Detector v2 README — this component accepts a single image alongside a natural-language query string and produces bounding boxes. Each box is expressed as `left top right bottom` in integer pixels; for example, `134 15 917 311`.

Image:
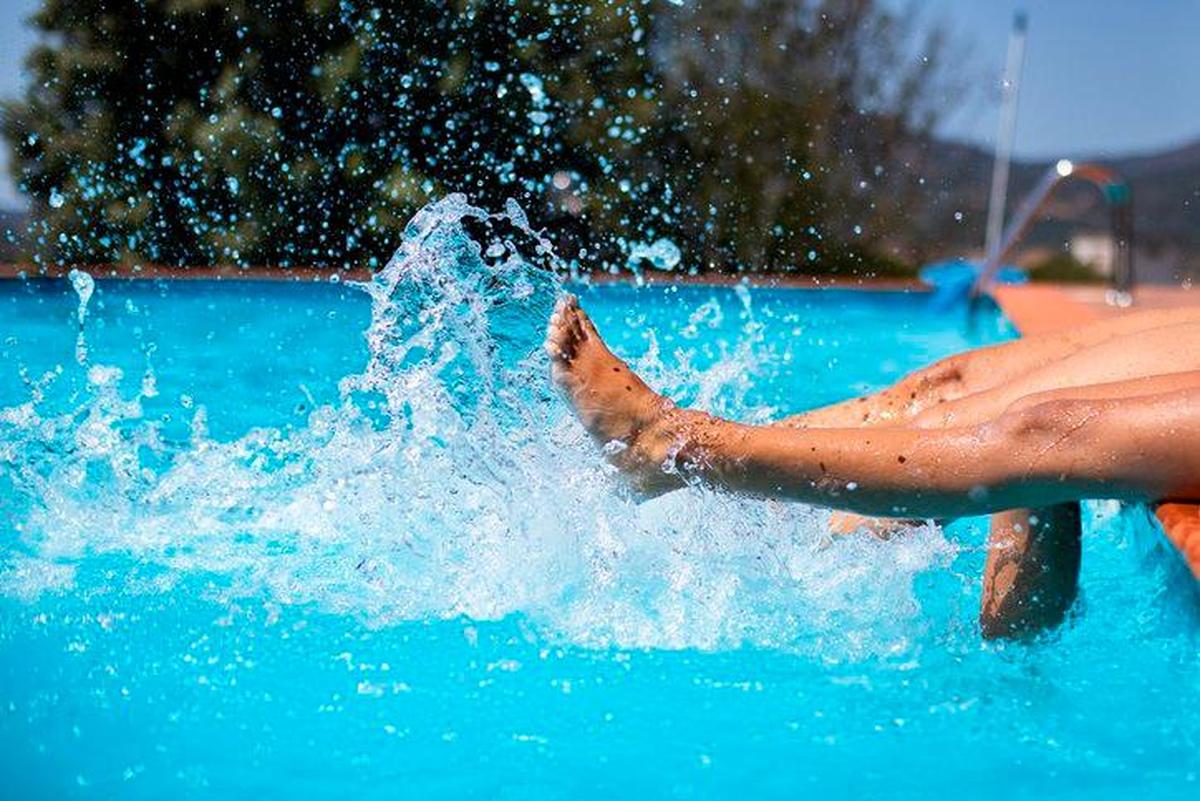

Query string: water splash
627 238 682 271
68 268 95 364
0 196 958 658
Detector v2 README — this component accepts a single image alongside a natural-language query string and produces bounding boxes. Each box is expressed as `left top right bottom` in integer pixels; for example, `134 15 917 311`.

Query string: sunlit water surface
1 198 1197 799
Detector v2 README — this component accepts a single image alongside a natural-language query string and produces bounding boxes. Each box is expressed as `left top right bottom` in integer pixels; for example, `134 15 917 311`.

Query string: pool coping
0 263 375 282
0 262 933 291
991 283 1200 580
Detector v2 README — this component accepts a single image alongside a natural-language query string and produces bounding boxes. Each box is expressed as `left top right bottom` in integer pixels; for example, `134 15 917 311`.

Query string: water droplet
519 73 545 104
627 238 681 271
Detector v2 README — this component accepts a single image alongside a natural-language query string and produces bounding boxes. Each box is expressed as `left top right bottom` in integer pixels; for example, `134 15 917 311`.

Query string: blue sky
1 0 1198 208
1 0 39 208
920 0 1200 158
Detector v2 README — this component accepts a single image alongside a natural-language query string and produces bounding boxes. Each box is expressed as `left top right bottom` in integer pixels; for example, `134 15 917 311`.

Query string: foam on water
0 196 959 657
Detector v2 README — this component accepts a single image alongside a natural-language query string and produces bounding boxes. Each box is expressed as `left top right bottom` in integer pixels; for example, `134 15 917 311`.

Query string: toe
576 306 598 339
545 300 578 362
565 306 585 342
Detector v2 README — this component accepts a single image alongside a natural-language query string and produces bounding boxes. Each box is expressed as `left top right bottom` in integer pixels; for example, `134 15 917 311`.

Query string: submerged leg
980 504 1082 639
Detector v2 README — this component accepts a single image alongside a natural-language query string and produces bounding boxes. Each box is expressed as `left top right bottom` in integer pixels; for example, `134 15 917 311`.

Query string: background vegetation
2 0 961 275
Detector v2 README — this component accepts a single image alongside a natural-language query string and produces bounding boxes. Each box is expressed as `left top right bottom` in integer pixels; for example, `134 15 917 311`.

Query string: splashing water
0 196 961 658
68 268 94 364
627 238 682 271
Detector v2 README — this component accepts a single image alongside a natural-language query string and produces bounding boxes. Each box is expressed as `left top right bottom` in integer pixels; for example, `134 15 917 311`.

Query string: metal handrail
971 160 1134 304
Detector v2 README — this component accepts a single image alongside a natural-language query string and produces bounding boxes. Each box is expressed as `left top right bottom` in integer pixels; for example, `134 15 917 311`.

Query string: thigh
916 324 1200 428
779 308 1200 430
972 385 1200 504
952 307 1200 396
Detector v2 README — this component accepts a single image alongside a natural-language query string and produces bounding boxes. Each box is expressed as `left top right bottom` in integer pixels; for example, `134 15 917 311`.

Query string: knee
903 355 967 400
987 398 1099 448
922 355 967 388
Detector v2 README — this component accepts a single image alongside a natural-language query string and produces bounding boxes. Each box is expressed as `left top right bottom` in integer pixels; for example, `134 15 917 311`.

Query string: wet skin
547 296 1200 637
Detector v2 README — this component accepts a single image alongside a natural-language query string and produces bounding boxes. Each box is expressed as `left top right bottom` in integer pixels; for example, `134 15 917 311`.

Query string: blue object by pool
1 202 1197 799
920 259 1028 311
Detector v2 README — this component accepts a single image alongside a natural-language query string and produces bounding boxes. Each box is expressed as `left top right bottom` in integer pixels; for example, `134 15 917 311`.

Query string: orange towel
1154 504 1200 579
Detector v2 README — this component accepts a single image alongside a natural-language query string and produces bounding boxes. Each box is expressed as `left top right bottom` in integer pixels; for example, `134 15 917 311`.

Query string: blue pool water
1 200 1198 798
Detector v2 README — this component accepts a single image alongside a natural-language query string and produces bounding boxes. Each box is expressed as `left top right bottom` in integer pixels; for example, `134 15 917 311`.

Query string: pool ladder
971 160 1135 306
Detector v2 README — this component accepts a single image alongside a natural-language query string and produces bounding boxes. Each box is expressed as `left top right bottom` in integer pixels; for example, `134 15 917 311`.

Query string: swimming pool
1 201 1198 799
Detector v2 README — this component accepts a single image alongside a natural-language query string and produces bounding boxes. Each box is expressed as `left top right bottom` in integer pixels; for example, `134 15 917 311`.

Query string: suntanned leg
766 311 1200 604
548 297 1200 640
981 505 1081 639
915 370 1200 429
776 310 1200 569
776 306 1200 428
913 325 1200 429
828 366 1200 534
546 297 1200 515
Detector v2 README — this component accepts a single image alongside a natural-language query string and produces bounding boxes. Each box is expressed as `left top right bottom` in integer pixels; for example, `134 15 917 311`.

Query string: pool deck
991 283 1200 579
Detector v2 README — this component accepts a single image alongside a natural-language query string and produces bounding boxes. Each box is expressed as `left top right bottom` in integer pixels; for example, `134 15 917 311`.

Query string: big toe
545 295 581 362
575 304 599 340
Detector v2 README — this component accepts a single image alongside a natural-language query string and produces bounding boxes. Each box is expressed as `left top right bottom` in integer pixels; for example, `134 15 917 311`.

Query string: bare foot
545 294 688 495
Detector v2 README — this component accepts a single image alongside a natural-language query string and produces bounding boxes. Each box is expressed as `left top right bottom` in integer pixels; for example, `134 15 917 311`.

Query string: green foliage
3 0 958 273
648 0 956 271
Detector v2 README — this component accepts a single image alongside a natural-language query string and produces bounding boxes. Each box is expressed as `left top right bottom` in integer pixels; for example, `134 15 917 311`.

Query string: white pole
984 12 1028 260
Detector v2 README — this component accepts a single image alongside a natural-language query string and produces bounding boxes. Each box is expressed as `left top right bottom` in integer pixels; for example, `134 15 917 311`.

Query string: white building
1069 232 1115 277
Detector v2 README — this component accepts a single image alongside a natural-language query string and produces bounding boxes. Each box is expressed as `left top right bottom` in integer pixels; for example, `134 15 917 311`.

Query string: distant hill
902 137 1200 282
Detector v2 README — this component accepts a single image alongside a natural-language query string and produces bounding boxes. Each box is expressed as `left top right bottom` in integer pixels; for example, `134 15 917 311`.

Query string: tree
645 0 962 272
3 0 960 274
2 0 658 270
